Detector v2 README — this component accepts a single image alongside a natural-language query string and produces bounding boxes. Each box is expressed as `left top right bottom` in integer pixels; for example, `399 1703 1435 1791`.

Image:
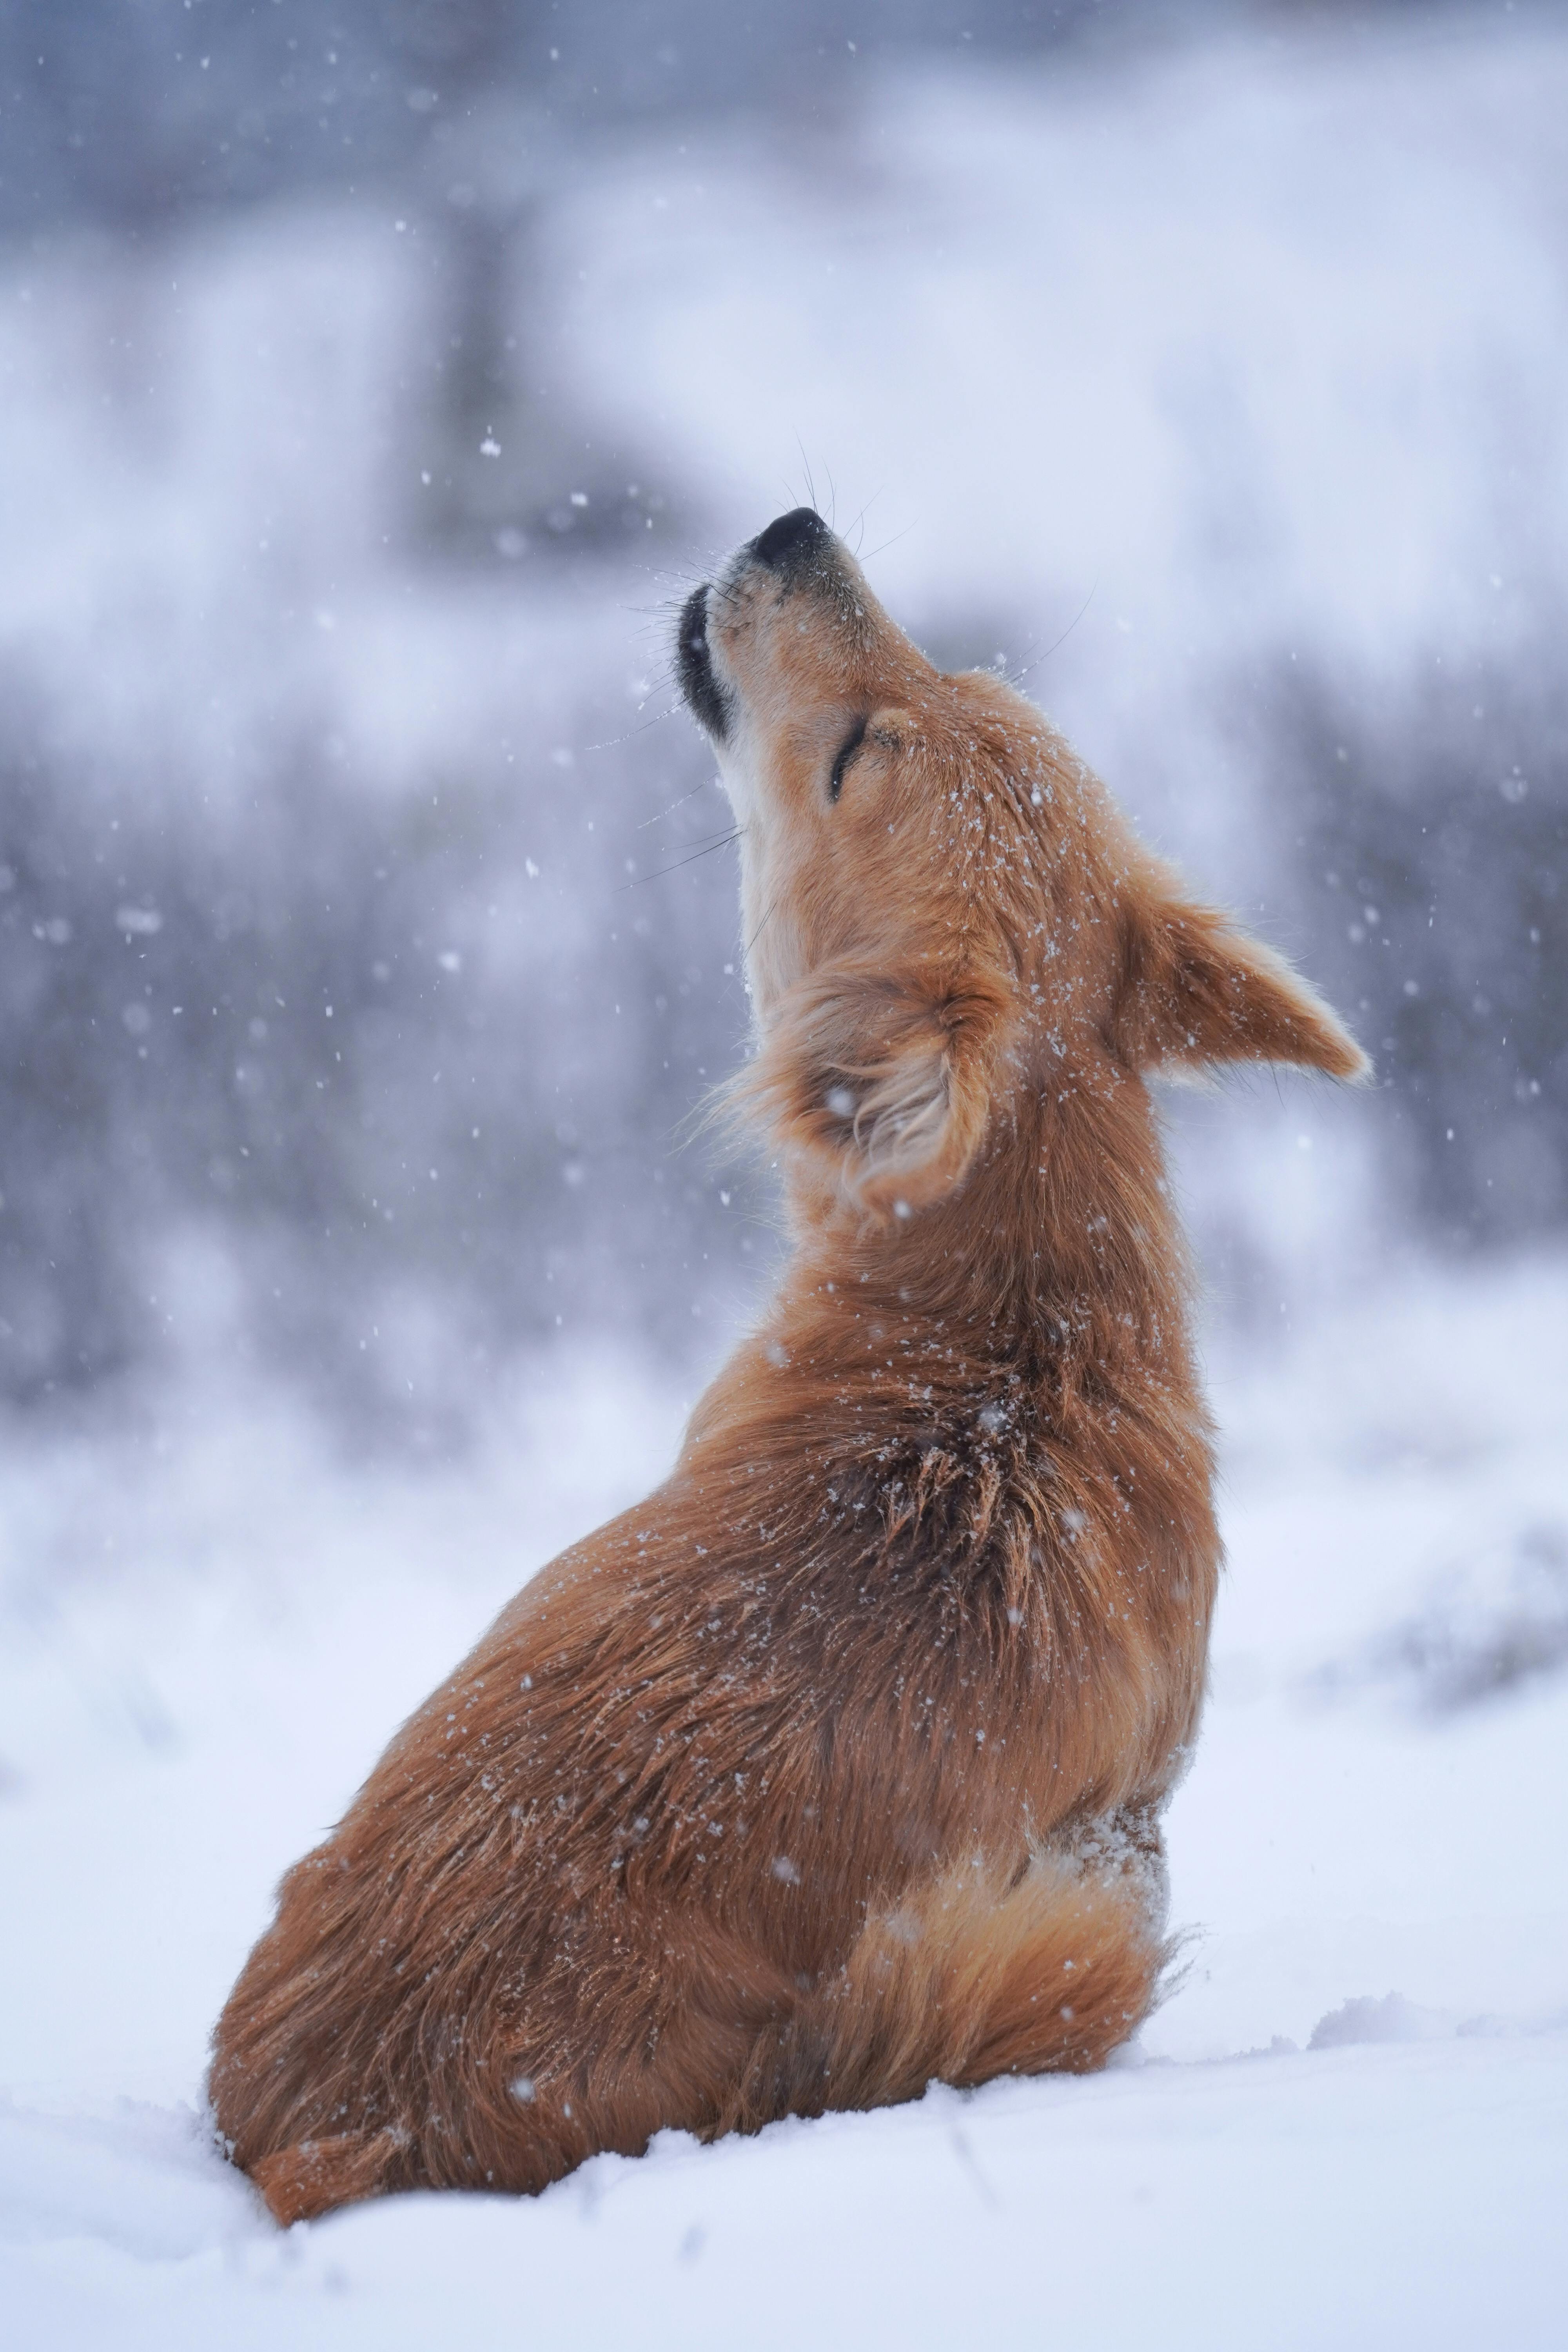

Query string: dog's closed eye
828 717 868 804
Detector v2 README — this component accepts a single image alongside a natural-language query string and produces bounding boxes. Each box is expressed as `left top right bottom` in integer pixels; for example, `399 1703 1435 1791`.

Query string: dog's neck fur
688 1056 1201 1491
804 1089 1182 1360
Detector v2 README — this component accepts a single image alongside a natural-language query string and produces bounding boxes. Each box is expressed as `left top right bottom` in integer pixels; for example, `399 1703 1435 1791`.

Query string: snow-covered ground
3 1250 1565 2348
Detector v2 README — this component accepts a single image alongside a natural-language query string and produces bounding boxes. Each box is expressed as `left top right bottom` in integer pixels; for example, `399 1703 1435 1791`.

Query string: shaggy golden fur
210 507 1366 2223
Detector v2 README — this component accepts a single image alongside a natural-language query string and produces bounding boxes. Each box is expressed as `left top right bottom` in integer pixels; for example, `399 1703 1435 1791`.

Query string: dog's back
211 508 1365 2221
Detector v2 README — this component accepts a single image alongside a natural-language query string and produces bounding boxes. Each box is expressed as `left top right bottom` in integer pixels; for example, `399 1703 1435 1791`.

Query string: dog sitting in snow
211 506 1365 2222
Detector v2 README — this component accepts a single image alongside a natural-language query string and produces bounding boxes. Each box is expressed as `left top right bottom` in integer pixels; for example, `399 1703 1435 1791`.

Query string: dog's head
678 508 1367 1221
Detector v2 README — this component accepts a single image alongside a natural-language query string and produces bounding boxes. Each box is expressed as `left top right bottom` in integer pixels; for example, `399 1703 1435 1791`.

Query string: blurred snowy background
2 5 1566 2343
2 0 1565 1436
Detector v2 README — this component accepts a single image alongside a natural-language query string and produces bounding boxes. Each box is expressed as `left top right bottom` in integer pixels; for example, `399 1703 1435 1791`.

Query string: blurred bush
1270 642 1566 1248
0 686 766 1432
0 0 1122 241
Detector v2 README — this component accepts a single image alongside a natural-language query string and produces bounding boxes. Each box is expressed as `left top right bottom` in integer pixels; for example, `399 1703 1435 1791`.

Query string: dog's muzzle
677 510 838 742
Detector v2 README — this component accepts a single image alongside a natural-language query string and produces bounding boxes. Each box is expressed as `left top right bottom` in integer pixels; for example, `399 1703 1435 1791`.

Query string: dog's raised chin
675 503 953 1021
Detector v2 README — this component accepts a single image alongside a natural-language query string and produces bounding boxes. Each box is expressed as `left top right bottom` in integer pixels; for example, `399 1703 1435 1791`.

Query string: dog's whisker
847 488 884 558
860 521 915 565
1012 581 1099 682
636 777 724 829
581 705 683 754
745 890 781 957
623 827 745 886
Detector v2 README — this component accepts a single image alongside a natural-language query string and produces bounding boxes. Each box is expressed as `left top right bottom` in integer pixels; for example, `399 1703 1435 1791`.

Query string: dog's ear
736 961 1010 1216
1115 867 1369 1081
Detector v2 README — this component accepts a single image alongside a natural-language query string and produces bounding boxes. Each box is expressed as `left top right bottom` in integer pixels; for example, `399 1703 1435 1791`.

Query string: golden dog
211 507 1365 2222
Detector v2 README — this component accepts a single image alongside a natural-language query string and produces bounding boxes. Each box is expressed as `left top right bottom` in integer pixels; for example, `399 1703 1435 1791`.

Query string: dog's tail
247 2127 414 2225
236 1838 1169 2221
722 1835 1169 2130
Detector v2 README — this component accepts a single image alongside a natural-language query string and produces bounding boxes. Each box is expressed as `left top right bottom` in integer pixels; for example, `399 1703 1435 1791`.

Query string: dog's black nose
750 506 832 574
